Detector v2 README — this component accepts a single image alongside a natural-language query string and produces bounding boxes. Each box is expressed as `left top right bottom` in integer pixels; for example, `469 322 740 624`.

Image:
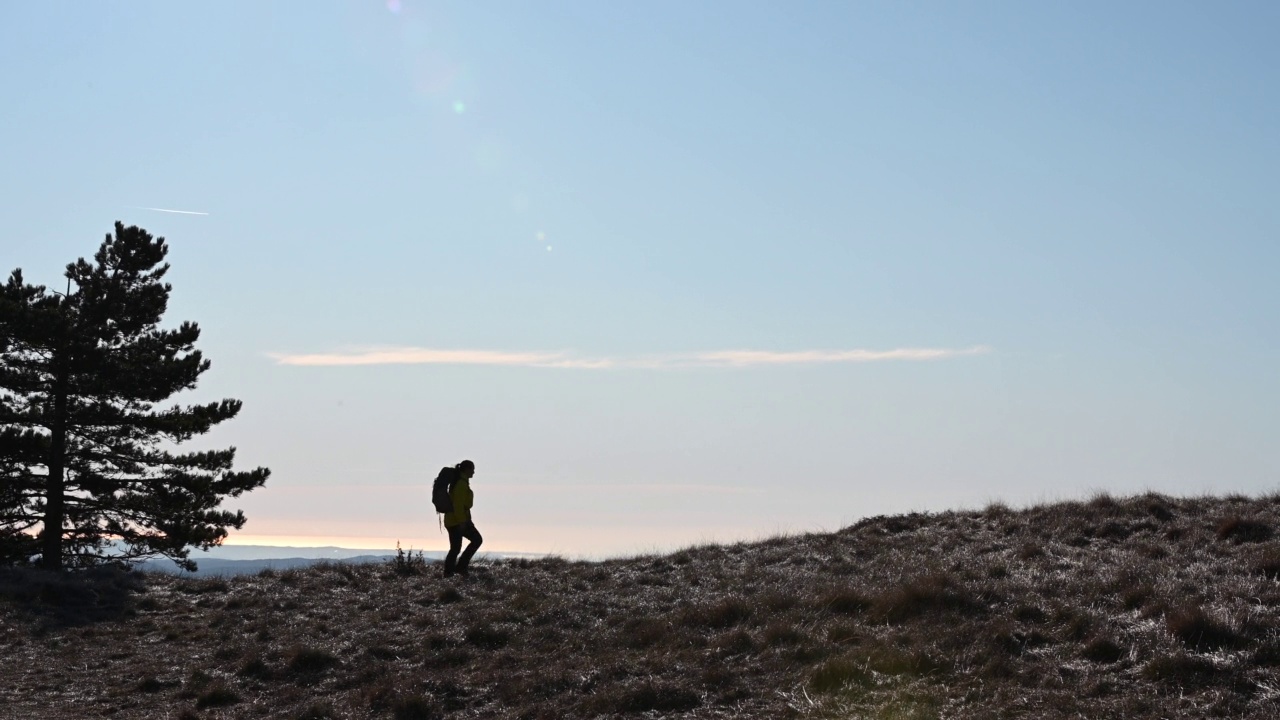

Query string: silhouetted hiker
441 459 482 578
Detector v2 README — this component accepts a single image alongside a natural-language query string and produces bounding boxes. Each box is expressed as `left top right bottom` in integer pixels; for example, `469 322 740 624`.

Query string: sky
2 2 1278 558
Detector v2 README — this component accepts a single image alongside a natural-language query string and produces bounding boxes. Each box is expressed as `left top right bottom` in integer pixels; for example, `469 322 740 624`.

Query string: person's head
456 459 475 480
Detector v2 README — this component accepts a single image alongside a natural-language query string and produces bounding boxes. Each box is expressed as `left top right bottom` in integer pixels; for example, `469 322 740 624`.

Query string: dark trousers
444 521 482 575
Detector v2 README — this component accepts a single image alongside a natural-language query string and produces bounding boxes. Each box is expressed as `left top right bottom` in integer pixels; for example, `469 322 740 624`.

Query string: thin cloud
688 346 992 367
132 206 210 216
269 348 570 367
270 345 991 368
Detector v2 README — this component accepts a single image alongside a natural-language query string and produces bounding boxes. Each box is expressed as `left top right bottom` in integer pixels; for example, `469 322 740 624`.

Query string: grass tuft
869 573 984 623
237 653 271 679
587 680 702 714
809 656 872 693
391 695 442 720
761 621 807 647
868 644 949 676
617 616 669 648
1143 651 1221 688
1252 547 1280 579
821 587 873 615
1165 606 1242 651
136 676 167 693
194 682 240 709
286 645 340 675
177 577 229 595
464 622 512 649
293 701 336 719
1216 516 1273 543
683 596 752 629
1082 637 1125 663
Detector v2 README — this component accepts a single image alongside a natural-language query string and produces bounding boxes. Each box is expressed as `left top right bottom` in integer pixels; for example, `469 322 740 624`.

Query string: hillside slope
3 492 1279 719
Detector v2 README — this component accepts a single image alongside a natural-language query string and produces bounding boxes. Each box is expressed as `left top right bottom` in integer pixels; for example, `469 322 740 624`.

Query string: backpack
432 466 458 514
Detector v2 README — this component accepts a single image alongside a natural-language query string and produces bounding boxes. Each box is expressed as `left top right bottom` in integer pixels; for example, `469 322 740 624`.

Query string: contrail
132 206 210 216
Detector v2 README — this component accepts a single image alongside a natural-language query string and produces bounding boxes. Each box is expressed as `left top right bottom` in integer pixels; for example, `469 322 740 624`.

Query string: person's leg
444 524 464 576
456 523 483 574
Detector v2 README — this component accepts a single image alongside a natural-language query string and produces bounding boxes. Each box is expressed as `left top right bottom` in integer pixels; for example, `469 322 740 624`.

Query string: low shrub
0 565 144 626
389 543 430 576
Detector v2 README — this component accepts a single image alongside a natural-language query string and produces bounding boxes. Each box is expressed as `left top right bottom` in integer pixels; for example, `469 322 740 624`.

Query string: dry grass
3 492 1280 718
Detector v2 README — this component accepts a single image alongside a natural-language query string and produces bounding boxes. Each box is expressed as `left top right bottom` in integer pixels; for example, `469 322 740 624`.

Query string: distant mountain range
138 554 412 577
138 545 538 576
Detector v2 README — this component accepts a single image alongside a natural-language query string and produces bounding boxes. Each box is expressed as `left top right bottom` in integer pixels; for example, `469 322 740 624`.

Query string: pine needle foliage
0 222 268 571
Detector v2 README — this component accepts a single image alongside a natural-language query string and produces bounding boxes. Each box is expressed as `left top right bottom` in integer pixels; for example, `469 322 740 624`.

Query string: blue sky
2 2 1278 556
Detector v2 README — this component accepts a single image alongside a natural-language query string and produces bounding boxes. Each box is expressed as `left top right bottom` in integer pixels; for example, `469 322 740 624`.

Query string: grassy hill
3 492 1279 719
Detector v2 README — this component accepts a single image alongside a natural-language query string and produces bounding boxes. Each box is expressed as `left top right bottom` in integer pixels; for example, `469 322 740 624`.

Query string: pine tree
0 222 269 571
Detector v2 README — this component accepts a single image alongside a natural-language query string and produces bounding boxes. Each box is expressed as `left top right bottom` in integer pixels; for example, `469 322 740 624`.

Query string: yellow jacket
444 478 473 528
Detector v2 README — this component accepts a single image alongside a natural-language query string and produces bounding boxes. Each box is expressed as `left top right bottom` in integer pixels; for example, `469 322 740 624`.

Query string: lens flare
453 100 466 114
386 0 401 14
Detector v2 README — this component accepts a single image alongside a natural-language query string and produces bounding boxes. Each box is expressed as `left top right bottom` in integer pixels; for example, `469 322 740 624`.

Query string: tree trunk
40 363 67 571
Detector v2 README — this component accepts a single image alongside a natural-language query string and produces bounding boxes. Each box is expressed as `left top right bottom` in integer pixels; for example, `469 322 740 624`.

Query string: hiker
440 459 482 578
